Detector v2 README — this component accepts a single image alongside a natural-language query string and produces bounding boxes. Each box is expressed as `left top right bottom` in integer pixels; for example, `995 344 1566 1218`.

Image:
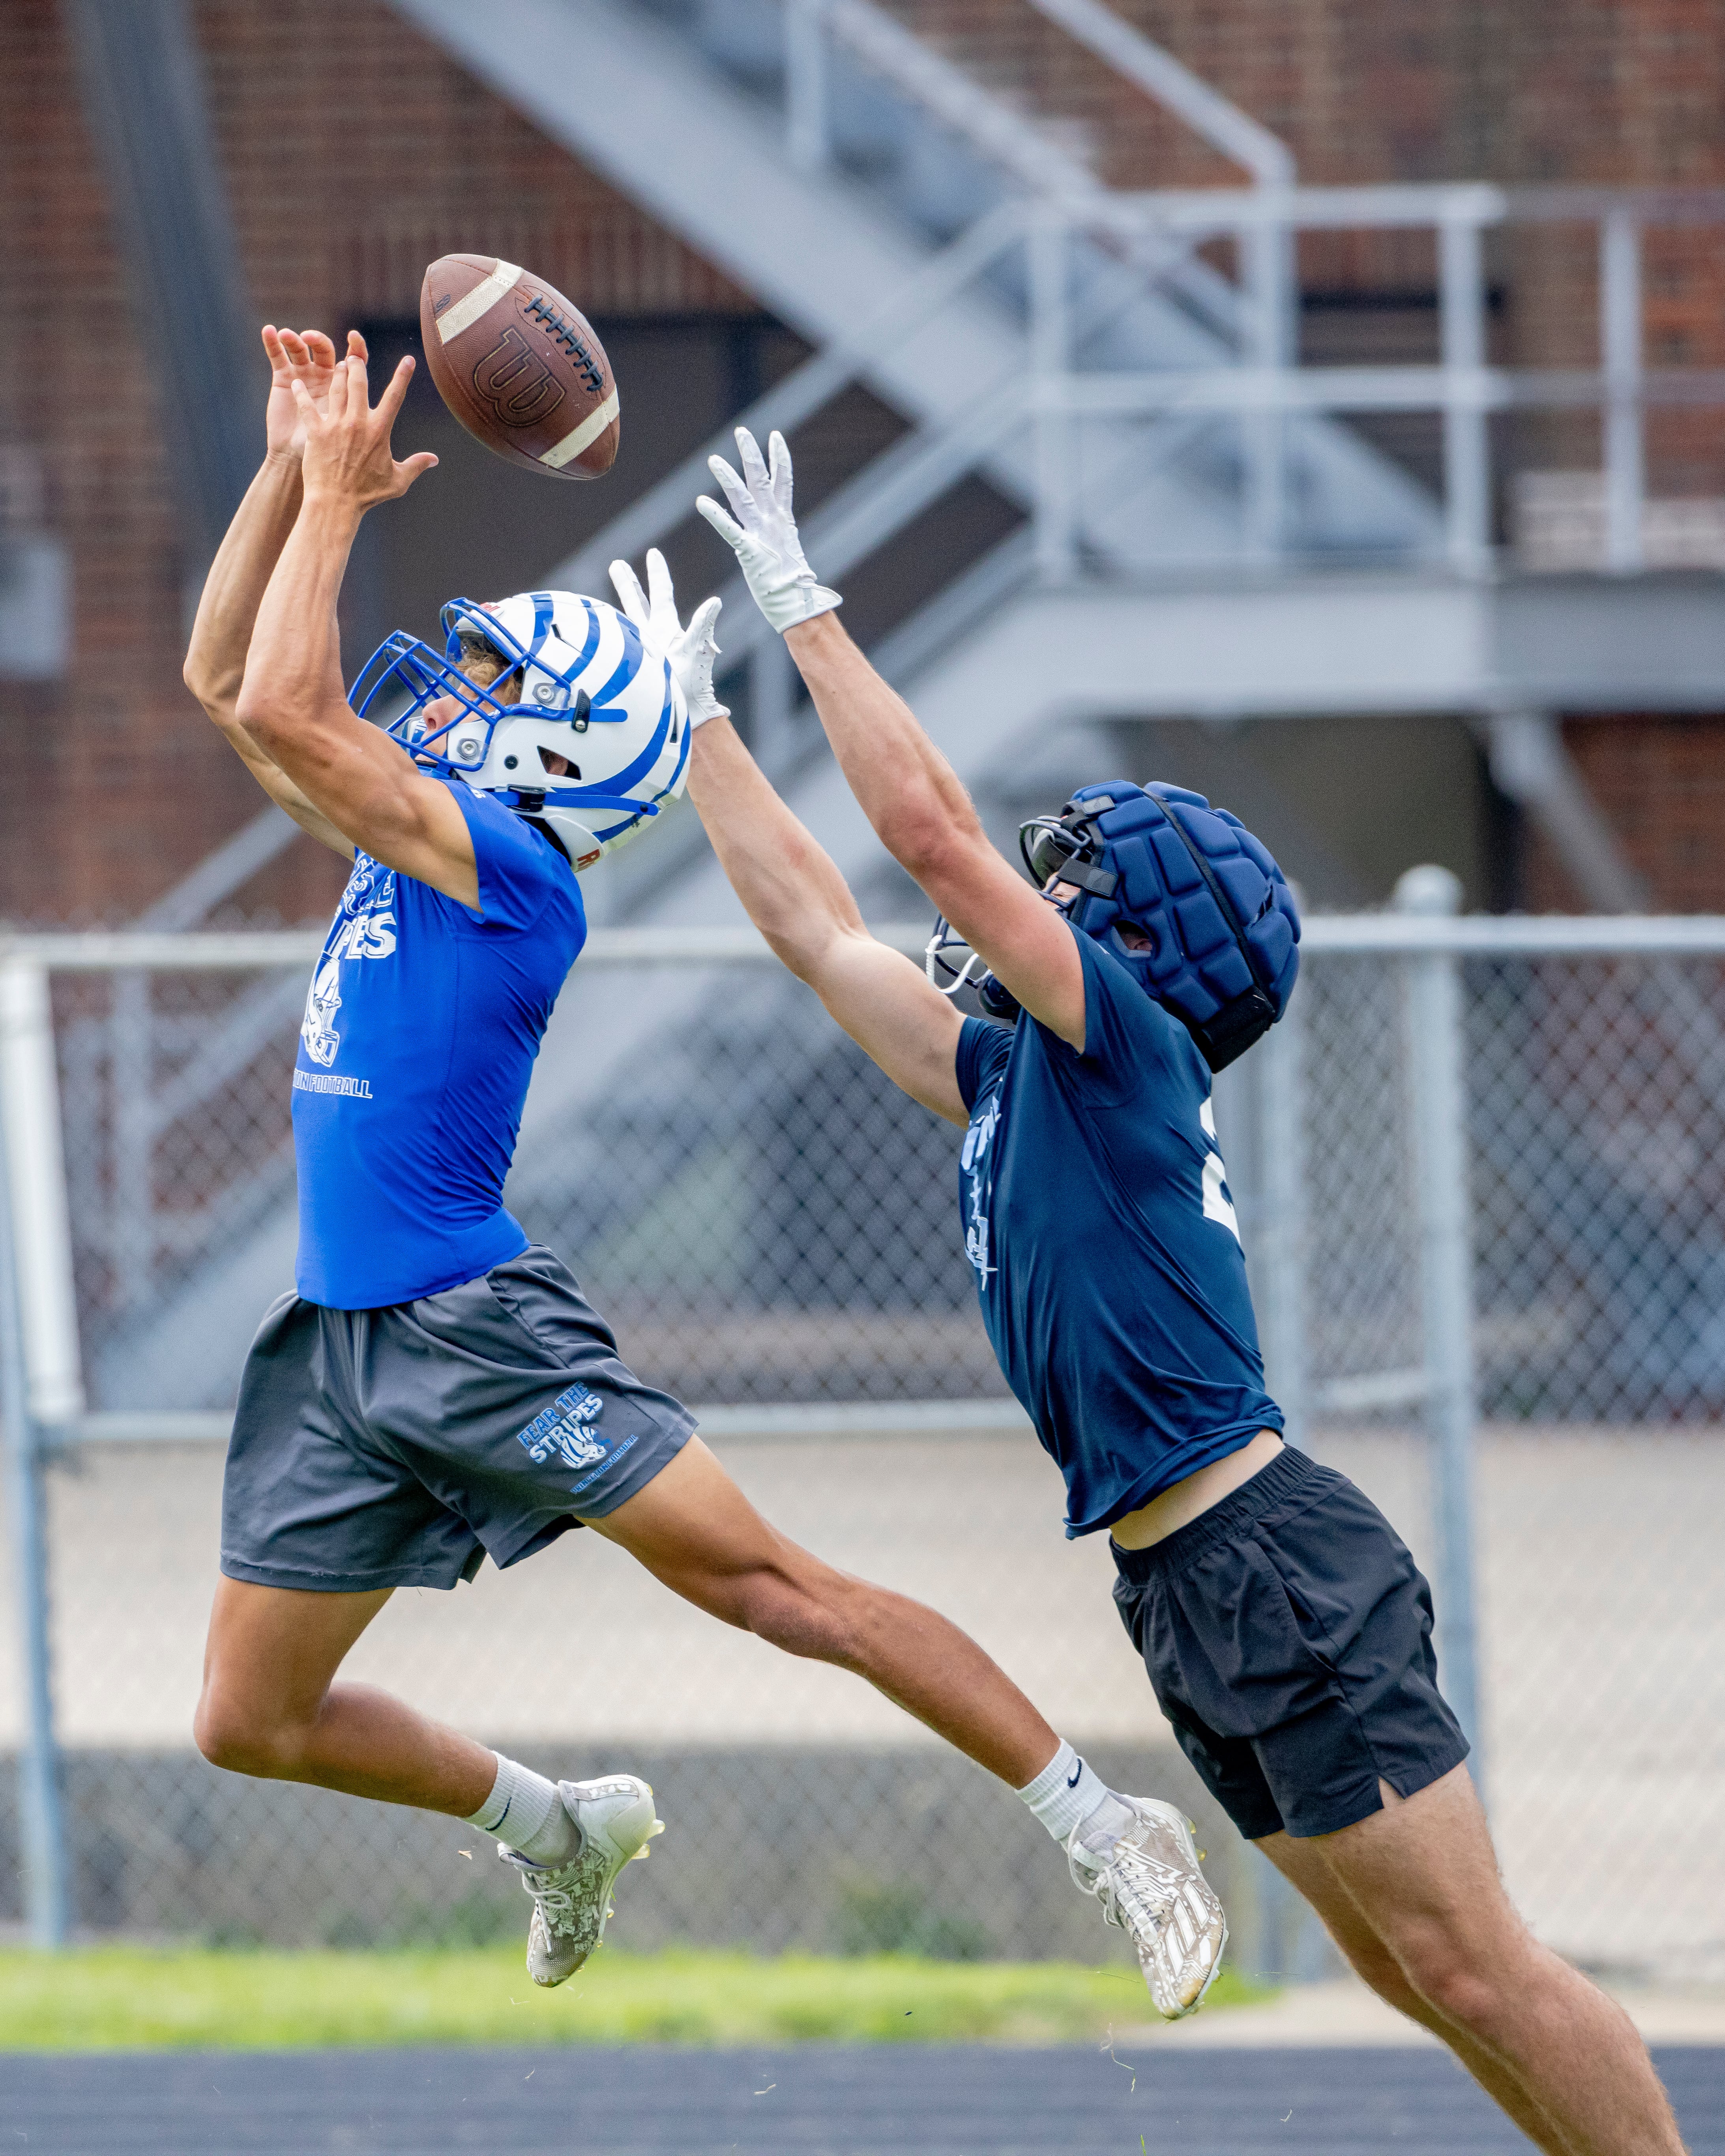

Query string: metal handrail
556 170 1725 629
8 915 1725 974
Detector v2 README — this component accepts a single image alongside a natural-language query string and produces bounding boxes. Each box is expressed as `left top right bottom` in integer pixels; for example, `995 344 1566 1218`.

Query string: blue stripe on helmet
586 613 645 712
556 667 674 810
563 597 602 679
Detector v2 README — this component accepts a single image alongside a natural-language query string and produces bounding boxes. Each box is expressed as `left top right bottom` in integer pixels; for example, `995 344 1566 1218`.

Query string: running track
6 2046 1723 2154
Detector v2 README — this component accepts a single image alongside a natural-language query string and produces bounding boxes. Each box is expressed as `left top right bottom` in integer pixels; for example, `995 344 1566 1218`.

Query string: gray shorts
220 1245 696 1593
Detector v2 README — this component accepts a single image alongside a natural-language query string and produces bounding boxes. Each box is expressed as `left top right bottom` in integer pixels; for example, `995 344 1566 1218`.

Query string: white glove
696 427 841 635
609 547 729 728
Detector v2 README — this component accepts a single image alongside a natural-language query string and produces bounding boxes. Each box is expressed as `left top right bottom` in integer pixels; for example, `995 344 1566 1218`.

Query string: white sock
1017 1740 1130 1851
1075 1790 1137 1859
461 1754 580 1866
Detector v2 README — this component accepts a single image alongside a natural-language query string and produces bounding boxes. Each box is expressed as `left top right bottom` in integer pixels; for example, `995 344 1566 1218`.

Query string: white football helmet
351 589 690 872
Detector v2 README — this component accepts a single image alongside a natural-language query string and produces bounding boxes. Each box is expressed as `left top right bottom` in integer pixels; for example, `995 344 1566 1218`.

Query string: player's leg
1258 1812 1576 2156
590 1435 1228 2016
1109 1445 1683 2154
1301 1768 1684 2156
590 1435 1054 1783
373 1248 1212 1995
194 1578 496 1813
209 1284 656 1990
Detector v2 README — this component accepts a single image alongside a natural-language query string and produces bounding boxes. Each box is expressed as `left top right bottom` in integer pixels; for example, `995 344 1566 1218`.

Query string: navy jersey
954 928 1281 1537
292 782 586 1310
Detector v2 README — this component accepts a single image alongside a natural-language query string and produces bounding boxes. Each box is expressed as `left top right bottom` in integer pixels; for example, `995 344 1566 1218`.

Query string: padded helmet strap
1058 854 1118 898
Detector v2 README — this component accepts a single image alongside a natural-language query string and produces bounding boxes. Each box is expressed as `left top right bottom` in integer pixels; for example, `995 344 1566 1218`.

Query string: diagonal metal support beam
64 0 261 566
1483 710 1649 913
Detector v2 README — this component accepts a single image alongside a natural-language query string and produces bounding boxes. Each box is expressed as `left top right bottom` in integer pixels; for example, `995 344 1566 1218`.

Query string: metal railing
554 196 1725 677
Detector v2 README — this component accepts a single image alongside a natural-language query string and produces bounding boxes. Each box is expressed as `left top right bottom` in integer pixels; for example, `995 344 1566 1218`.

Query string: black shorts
221 1246 696 1594
1111 1445 1469 1840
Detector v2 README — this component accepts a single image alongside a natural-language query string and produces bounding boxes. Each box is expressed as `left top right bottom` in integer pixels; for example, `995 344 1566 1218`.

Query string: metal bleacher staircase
96 0 1725 1406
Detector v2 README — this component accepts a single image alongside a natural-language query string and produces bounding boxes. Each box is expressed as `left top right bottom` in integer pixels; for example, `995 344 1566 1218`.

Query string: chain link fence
3 914 1724 1983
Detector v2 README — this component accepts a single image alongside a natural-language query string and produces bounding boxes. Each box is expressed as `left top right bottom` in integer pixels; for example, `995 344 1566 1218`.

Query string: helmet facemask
350 590 691 873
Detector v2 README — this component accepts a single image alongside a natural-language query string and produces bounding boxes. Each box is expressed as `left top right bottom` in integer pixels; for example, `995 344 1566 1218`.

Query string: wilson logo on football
470 327 567 428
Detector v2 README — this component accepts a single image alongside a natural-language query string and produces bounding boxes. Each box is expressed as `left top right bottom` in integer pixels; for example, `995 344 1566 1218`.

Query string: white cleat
1068 1796 1227 2019
500 1774 664 1988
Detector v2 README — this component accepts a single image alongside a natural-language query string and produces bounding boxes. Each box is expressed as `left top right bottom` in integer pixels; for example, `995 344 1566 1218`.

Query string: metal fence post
1439 206 1490 576
1241 191 1292 563
1394 868 1482 1774
1600 208 1644 575
0 958 71 1946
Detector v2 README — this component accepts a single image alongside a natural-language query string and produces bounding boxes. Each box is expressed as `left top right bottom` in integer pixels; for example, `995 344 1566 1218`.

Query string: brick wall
888 0 1725 189
1526 716 1725 913
0 0 752 924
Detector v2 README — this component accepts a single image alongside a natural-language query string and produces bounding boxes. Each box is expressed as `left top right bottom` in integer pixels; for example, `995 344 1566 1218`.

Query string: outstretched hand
294 346 437 515
262 326 344 461
696 428 841 635
610 546 729 727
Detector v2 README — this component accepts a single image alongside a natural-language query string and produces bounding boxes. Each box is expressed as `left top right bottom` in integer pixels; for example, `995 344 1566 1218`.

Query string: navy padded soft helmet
1019 780 1301 1070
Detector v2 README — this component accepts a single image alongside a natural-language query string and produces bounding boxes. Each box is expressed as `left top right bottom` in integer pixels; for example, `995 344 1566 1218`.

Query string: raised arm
611 551 966 1125
232 346 483 908
183 327 355 858
698 430 1086 1049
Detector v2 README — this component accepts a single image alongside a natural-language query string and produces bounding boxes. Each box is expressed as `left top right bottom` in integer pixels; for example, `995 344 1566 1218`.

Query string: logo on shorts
516 1383 607 1472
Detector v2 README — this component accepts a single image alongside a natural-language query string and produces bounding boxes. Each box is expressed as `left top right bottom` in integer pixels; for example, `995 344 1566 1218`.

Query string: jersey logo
328 910 397 961
1199 1097 1242 1245
301 958 343 1068
963 1091 1001 1282
341 857 396 917
515 1383 607 1472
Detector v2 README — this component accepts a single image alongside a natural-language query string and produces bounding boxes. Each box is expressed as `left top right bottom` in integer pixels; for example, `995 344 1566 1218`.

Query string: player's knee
193 1687 301 1779
1345 1937 1428 2021
1399 1927 1509 2038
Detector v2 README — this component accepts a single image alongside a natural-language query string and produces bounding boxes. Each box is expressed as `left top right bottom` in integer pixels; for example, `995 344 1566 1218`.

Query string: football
418 255 620 480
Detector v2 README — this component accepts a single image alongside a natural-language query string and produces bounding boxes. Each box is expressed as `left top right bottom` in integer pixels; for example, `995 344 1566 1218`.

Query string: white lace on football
1068 1797 1227 2019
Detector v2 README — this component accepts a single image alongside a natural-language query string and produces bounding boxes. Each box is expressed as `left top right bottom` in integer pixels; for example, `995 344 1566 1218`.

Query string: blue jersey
954 928 1281 1537
292 782 586 1309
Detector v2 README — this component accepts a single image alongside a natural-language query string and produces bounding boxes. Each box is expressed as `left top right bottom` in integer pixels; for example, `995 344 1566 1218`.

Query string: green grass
0 1945 1267 2050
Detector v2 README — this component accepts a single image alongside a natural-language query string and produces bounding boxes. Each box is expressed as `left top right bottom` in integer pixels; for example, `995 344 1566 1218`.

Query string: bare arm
232 348 482 907
182 328 354 859
783 612 1087 1048
695 428 1084 1044
687 717 967 1124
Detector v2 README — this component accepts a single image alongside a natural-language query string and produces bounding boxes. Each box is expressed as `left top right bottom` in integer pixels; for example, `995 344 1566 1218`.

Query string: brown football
418 254 620 480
